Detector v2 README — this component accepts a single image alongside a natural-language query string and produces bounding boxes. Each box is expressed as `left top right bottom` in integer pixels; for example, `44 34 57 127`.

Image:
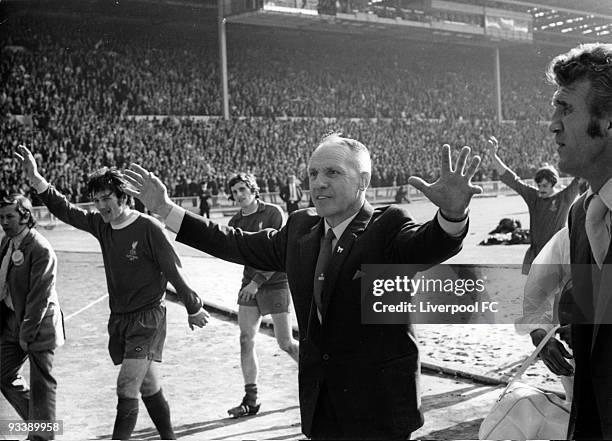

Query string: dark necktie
313 228 335 315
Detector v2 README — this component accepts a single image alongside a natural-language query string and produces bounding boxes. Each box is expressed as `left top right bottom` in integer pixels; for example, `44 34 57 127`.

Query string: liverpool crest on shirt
126 241 139 261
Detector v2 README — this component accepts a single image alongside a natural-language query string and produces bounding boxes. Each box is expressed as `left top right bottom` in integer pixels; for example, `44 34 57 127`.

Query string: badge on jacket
11 250 24 266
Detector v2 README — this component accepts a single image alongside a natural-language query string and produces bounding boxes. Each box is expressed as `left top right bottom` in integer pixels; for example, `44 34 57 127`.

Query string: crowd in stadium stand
0 9 562 203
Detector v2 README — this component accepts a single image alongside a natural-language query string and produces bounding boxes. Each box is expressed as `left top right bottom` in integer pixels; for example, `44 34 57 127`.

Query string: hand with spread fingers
408 144 482 220
123 164 174 217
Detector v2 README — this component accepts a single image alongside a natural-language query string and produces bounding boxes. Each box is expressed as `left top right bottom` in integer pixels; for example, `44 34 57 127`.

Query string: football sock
112 397 139 440
244 383 258 406
142 389 176 440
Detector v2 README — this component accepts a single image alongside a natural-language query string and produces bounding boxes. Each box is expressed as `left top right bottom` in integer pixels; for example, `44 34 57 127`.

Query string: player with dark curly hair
15 145 210 440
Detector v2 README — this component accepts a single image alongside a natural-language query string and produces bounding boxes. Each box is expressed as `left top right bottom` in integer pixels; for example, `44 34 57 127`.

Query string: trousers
1 308 57 441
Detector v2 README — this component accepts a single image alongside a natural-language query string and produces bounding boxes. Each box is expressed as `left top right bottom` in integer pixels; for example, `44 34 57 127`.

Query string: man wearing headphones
0 194 64 441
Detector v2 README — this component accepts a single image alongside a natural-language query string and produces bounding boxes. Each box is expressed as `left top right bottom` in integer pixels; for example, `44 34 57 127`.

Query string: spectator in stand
279 174 303 214
0 12 565 197
198 184 211 219
395 184 410 204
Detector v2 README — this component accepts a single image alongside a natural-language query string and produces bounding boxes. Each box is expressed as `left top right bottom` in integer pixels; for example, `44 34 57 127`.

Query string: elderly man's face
308 141 365 227
550 80 608 177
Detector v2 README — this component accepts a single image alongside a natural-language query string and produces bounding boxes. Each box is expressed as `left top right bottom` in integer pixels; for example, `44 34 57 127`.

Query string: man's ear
359 172 371 191
119 194 130 206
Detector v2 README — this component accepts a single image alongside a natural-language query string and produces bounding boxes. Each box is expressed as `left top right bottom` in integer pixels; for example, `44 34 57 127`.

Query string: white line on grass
64 294 108 321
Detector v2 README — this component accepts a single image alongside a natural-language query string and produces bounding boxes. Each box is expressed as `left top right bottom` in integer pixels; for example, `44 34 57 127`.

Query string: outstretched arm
407 144 482 220
124 163 287 272
15 145 98 234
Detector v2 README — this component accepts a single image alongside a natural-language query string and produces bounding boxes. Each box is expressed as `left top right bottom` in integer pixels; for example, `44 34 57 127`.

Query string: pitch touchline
64 294 108 321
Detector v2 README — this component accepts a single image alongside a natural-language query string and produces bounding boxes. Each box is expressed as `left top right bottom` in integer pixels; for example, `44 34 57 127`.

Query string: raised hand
14 144 42 182
486 135 510 176
123 164 173 216
408 145 482 219
487 135 499 156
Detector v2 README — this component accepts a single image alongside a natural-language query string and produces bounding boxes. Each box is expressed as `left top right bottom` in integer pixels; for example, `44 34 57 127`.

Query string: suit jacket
567 192 612 438
0 228 64 351
176 201 465 438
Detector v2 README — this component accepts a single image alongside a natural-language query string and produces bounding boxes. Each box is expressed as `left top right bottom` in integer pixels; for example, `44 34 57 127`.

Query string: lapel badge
11 250 24 266
337 246 344 253
318 273 325 281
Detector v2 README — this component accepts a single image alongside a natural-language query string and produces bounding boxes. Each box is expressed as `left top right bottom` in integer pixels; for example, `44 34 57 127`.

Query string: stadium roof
522 0 611 16
511 0 612 43
226 0 612 46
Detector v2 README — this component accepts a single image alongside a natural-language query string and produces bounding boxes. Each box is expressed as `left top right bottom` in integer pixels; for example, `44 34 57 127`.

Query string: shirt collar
585 177 612 211
239 200 265 218
111 210 139 230
12 227 30 249
324 211 360 241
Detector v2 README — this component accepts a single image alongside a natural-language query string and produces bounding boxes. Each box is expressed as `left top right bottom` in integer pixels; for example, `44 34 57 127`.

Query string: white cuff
436 211 468 237
165 205 186 233
514 321 555 336
33 178 50 194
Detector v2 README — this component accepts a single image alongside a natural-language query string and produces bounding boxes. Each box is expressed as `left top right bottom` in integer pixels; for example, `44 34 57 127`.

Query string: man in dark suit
0 194 64 441
279 174 303 214
546 43 612 439
124 133 482 439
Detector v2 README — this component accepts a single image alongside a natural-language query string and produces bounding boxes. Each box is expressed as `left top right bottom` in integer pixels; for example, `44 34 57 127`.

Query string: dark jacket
0 228 64 351
175 201 465 438
568 193 612 439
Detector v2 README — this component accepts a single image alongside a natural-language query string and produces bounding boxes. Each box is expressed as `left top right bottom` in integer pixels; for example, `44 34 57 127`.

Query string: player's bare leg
271 312 299 362
141 362 176 439
228 305 262 418
112 358 150 439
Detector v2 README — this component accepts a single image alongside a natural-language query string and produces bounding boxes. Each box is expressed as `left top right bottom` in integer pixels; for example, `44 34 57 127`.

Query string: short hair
0 194 36 228
227 173 260 201
317 132 372 175
547 43 612 120
534 165 559 186
87 167 130 203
